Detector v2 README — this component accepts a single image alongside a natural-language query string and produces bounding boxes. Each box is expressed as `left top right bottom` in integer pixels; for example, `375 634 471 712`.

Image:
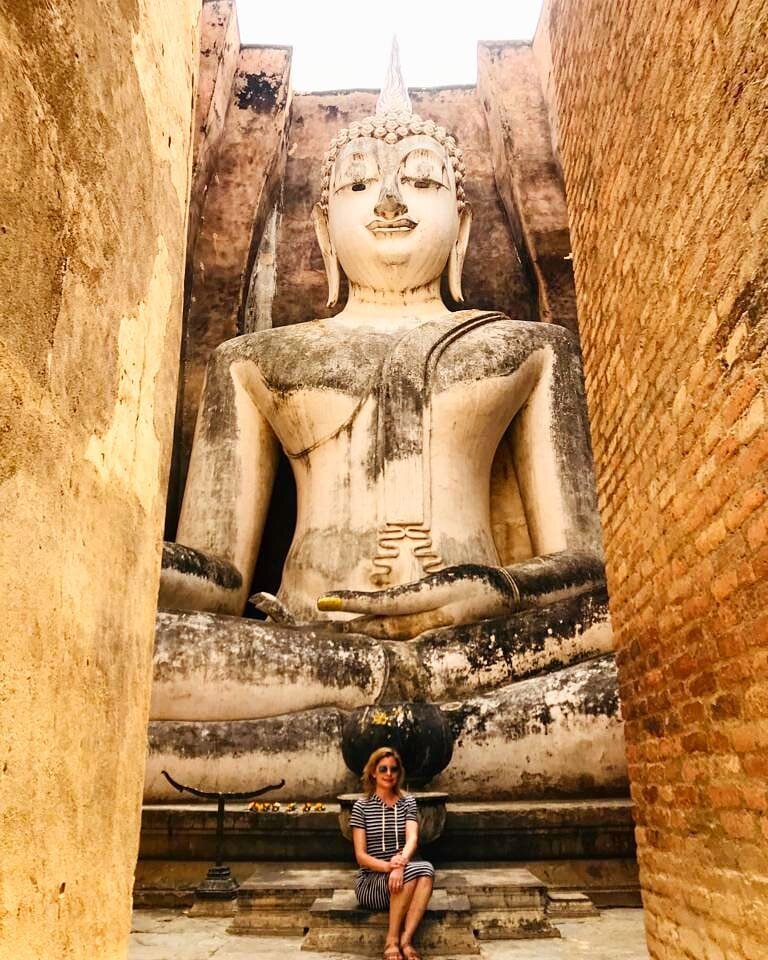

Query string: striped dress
350 793 435 910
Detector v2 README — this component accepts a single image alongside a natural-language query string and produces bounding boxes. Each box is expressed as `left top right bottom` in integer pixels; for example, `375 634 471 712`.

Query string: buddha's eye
351 182 367 192
400 175 443 190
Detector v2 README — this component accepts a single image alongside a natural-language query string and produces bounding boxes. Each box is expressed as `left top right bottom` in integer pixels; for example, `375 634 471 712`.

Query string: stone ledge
302 889 480 956
139 797 636 862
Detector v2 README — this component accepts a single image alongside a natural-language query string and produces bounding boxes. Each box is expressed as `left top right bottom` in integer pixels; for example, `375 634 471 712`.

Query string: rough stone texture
0 1 197 957
477 43 576 330
187 1 241 283
173 39 291 519
145 653 625 802
134 856 640 914
542 0 768 956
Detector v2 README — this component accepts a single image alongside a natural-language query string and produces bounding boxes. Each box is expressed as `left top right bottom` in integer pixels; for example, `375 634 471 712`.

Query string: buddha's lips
367 218 417 234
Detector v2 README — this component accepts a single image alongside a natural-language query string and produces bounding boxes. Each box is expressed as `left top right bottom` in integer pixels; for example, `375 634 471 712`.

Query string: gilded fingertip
317 595 343 611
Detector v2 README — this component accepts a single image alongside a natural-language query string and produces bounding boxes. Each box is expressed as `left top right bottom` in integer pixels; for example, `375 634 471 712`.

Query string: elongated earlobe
448 204 472 303
312 203 341 308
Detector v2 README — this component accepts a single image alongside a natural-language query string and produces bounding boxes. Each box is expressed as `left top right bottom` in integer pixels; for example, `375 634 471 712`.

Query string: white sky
236 0 544 92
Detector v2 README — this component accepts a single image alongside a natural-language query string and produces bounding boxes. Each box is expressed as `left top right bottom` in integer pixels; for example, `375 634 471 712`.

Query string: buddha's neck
337 280 448 323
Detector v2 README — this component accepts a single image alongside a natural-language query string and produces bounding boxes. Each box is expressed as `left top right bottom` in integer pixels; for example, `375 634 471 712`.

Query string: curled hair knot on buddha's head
318 38 466 212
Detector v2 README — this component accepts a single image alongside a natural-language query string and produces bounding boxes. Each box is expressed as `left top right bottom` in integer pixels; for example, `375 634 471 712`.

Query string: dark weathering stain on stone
441 653 621 744
148 707 347 760
236 72 283 112
162 542 242 591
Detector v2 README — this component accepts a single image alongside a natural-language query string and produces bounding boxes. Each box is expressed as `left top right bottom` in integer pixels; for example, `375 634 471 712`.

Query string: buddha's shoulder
206 322 388 393
468 311 580 351
217 320 394 360
210 320 337 357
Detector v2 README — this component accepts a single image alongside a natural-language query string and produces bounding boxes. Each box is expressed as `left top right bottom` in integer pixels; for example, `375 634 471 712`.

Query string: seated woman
350 747 435 960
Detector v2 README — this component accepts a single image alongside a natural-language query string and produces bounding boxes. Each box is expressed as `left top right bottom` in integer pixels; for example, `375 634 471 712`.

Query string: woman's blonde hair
361 746 406 797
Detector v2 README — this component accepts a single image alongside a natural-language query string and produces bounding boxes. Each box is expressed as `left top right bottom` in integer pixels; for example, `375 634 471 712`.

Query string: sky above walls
236 0 545 91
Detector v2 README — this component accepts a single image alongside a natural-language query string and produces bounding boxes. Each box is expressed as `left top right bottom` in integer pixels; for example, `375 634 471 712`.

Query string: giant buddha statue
146 50 626 802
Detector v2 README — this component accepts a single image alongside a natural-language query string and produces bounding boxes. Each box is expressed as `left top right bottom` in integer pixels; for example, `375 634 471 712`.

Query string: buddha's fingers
343 608 454 641
317 577 457 616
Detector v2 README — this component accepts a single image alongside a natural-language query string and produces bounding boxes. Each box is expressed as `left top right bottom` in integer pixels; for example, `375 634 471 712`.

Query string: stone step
229 863 560 941
302 888 480 956
230 865 353 935
135 856 640 911
546 889 600 918
438 867 559 940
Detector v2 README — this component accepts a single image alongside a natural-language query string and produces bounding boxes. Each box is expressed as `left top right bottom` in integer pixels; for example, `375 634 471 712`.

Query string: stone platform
135 798 640 910
302 889 480 956
229 864 560 941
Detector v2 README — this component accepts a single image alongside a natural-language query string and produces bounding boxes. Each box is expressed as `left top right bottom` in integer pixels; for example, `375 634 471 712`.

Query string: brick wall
544 0 768 956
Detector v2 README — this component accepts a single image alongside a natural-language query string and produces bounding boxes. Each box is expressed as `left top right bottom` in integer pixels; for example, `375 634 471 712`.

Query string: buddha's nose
374 177 407 219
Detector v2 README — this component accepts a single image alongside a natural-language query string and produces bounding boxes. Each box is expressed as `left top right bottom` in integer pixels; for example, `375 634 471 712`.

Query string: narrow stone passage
129 908 649 959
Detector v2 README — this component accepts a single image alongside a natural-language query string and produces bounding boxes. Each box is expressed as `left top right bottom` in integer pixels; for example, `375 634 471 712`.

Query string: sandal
401 945 421 960
384 945 403 960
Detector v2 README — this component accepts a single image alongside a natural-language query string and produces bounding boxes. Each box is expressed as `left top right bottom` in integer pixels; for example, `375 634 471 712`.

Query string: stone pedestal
229 864 561 941
301 889 480 956
187 864 238 917
546 889 600 918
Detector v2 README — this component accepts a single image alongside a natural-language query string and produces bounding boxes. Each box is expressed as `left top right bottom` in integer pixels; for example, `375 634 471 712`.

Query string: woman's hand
388 866 405 894
318 564 518 640
390 852 409 869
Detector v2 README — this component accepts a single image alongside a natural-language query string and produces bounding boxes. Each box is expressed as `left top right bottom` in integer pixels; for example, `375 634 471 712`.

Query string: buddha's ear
312 203 340 308
448 203 472 303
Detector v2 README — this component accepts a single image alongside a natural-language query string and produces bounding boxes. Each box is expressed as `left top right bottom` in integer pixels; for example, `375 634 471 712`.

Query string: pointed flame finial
376 37 412 116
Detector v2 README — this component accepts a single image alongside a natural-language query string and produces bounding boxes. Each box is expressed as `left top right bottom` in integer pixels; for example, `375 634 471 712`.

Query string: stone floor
129 909 649 959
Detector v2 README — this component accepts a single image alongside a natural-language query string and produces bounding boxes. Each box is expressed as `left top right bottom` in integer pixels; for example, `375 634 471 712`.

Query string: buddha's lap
144 650 626 801
150 588 612 721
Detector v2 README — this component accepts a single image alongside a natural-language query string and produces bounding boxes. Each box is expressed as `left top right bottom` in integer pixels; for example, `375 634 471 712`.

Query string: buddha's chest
253 314 539 458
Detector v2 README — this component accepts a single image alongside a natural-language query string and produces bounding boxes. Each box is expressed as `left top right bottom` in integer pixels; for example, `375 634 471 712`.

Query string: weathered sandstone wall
542 0 768 955
0 1 197 956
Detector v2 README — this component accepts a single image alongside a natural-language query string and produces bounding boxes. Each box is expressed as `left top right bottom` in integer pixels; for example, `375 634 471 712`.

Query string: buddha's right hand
316 551 604 640
316 564 518 641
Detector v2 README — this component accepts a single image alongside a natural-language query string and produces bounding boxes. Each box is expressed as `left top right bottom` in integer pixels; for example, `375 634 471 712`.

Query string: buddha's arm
319 328 605 639
503 326 606 595
159 342 280 616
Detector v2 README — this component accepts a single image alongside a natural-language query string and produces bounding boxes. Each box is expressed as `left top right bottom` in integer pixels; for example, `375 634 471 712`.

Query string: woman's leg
385 879 418 954
400 876 434 955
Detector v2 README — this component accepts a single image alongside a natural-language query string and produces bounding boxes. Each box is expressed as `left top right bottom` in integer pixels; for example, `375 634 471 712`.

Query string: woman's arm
352 827 394 873
391 819 418 867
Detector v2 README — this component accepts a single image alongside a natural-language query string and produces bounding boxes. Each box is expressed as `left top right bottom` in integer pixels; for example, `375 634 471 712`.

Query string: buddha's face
327 135 460 293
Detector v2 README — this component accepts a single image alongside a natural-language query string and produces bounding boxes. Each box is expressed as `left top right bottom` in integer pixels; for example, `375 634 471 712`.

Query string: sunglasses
377 764 400 774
